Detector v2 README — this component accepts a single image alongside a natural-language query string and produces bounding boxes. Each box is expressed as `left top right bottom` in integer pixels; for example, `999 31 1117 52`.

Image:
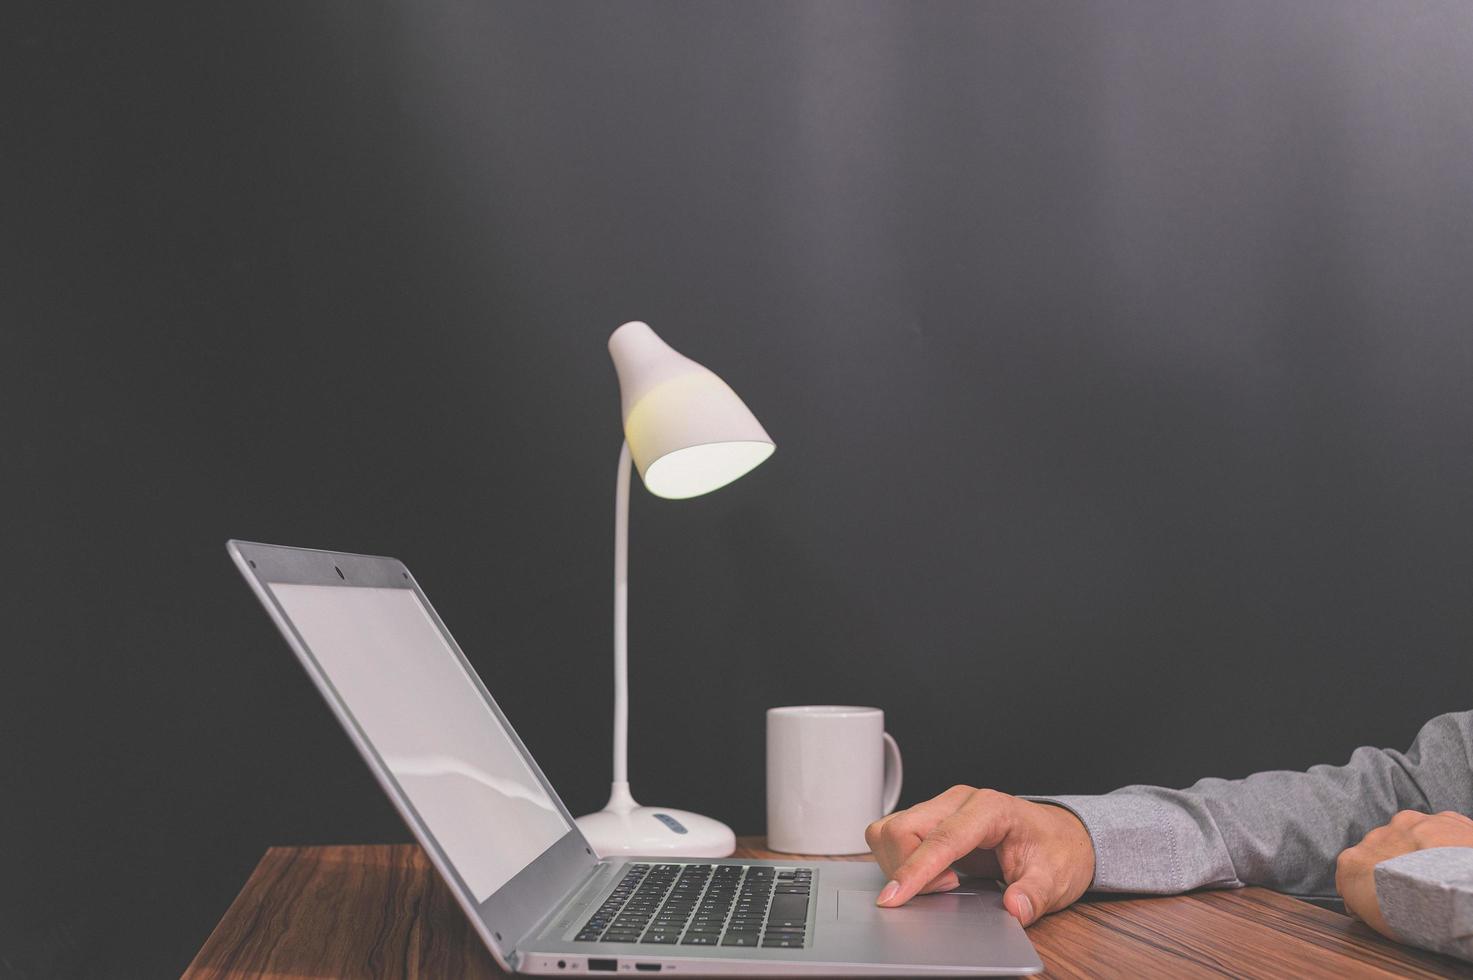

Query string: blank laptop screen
269 582 571 901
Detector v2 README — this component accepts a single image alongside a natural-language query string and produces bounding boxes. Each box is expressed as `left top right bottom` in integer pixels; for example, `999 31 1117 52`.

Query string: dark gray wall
6 1 1473 975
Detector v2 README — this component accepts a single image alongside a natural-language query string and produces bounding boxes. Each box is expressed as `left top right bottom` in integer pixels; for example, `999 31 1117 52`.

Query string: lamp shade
608 321 774 499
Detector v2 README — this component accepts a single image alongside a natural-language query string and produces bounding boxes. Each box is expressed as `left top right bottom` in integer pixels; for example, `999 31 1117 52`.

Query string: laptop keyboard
575 863 813 948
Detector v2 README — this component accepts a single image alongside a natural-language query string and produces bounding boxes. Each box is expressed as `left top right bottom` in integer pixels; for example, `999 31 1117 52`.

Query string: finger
919 869 961 895
1334 846 1384 932
871 787 975 877
1002 871 1054 927
876 864 964 907
1335 847 1362 903
883 793 1011 907
864 814 895 854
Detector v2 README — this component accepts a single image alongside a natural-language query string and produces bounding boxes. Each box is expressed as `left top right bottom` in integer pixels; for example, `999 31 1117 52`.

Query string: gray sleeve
1375 848 1473 963
1027 711 1473 898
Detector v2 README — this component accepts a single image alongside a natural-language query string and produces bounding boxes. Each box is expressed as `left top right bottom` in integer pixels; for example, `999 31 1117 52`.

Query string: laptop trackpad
836 888 987 923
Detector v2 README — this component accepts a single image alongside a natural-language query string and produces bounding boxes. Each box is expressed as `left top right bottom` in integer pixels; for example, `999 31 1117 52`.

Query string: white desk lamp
575 320 775 858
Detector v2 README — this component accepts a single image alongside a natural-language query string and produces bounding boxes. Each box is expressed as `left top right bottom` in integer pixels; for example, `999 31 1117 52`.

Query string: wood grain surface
184 838 1471 978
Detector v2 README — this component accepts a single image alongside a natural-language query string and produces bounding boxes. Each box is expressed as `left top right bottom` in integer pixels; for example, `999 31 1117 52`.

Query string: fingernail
876 880 901 906
936 878 961 892
1015 894 1033 924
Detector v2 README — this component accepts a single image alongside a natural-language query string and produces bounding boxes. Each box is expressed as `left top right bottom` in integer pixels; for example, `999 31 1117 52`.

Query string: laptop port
588 959 617 972
635 965 662 973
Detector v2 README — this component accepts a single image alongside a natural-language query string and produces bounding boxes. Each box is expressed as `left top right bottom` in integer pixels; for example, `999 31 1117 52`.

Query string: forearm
1040 761 1417 897
1033 711 1473 897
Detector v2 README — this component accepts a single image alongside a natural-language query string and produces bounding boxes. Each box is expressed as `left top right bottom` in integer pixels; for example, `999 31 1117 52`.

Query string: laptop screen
268 582 572 901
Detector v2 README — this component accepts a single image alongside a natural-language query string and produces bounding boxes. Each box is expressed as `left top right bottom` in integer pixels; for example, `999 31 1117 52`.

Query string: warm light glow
609 321 775 497
643 440 776 499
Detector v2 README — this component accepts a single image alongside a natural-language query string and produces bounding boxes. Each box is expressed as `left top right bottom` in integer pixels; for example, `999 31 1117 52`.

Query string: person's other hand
1336 809 1473 940
864 786 1095 926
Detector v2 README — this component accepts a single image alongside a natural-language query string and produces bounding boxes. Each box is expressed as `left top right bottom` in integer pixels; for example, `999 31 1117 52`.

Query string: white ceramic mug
766 705 903 855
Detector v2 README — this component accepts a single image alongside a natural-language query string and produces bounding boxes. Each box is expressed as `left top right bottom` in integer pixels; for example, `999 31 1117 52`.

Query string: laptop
228 540 1043 976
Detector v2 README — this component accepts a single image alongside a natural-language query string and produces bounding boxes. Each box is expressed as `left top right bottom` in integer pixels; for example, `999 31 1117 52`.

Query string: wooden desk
185 838 1470 979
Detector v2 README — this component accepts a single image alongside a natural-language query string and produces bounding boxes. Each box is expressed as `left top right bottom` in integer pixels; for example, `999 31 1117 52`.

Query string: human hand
864 786 1095 926
1336 809 1473 940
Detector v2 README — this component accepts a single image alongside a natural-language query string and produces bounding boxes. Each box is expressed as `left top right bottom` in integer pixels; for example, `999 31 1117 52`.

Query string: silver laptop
228 540 1042 976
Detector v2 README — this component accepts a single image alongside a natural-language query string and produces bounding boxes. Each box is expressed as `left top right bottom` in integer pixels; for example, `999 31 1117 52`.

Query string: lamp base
576 783 736 858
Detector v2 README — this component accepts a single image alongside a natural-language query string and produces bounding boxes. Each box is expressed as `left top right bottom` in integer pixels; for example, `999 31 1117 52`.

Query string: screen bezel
227 539 598 969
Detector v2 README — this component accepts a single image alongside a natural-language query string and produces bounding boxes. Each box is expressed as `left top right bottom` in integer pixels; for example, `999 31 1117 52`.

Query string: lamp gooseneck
577 435 732 851
607 440 634 810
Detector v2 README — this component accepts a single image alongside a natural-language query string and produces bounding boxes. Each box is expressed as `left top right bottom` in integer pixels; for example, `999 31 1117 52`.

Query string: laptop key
681 934 719 945
641 934 680 944
721 933 759 946
762 937 805 948
769 894 809 920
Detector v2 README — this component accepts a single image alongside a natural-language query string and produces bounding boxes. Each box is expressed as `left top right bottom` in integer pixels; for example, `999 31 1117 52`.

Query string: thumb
1002 873 1052 927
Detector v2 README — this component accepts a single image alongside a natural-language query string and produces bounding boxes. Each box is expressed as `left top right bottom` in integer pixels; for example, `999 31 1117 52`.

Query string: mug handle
881 731 903 815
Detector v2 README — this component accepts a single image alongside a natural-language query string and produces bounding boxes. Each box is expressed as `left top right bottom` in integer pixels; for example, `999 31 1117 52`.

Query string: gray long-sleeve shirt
1032 711 1473 962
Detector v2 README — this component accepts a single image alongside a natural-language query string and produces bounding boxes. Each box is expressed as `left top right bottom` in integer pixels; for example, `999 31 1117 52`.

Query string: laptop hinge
511 860 618 960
